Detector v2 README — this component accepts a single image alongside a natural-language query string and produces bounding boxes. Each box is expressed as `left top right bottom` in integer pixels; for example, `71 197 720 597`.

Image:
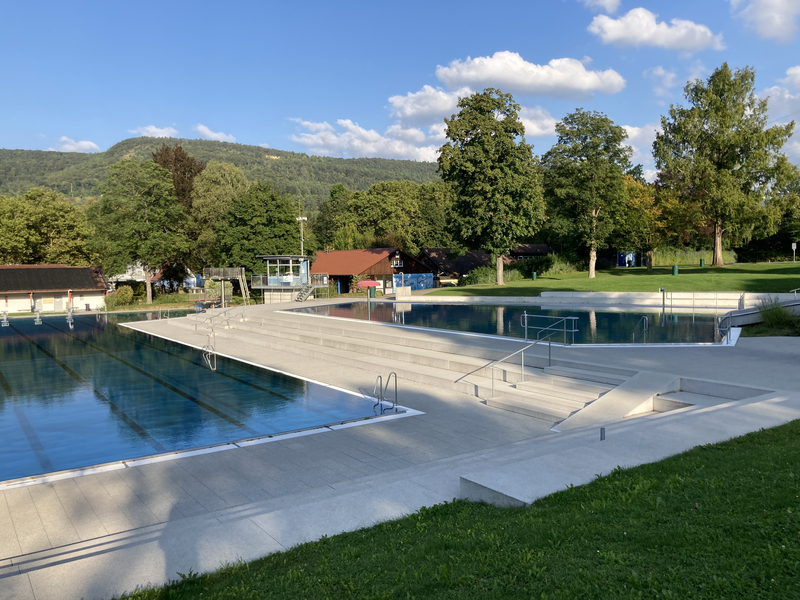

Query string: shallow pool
288 302 718 344
0 312 376 482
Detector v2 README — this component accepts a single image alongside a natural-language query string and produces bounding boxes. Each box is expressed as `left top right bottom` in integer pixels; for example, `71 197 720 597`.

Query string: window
391 260 403 268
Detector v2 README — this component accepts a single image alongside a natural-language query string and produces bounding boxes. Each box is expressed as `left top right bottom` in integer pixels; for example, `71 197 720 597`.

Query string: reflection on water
291 302 718 344
0 311 374 482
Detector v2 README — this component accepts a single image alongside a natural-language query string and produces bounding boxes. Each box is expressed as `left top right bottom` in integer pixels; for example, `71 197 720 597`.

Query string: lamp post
297 216 307 256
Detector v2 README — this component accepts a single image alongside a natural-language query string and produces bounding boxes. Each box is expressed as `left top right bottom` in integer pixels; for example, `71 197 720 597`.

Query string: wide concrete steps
543 365 629 386
170 319 532 382
168 315 622 424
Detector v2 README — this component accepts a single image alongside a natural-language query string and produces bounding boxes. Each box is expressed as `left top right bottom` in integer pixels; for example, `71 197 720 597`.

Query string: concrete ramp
555 371 681 431
459 447 622 508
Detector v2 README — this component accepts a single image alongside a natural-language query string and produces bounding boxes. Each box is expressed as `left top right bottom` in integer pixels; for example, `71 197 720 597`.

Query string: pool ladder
202 331 217 371
373 372 398 414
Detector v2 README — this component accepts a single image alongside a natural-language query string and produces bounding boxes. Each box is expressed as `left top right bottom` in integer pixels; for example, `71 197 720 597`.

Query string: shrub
757 297 795 329
458 254 581 286
104 293 118 310
116 285 134 306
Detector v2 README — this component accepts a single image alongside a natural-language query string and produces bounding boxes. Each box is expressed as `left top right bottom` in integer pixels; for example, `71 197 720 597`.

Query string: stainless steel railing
520 312 579 344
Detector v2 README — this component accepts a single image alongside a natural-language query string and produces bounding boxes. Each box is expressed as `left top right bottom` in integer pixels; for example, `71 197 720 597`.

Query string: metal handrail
520 312 579 344
372 372 399 414
716 312 733 345
485 329 563 398
791 288 800 298
631 315 648 343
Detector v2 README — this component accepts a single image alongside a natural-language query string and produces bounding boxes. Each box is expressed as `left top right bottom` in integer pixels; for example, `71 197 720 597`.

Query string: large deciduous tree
0 188 93 265
653 63 796 266
214 182 302 273
542 109 631 278
438 88 544 285
189 161 251 270
152 144 205 211
90 159 190 304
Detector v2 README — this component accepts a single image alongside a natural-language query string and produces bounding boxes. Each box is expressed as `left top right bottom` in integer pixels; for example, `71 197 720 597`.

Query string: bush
757 297 795 328
104 293 118 310
116 285 134 306
458 254 581 286
652 248 737 266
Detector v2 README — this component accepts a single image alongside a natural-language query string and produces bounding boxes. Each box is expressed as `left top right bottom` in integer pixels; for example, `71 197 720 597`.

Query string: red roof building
310 248 432 294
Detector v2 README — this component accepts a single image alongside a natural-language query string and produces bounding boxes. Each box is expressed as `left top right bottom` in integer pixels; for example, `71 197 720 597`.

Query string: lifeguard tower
251 255 329 303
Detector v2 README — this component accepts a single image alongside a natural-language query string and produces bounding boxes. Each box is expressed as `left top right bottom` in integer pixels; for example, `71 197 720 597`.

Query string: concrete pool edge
0 408 422 491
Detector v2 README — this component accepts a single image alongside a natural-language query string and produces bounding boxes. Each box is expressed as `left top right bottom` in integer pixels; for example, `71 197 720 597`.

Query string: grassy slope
120 421 800 599
431 263 800 296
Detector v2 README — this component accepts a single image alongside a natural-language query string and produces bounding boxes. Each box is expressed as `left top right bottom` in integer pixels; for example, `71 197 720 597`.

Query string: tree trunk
145 269 153 304
588 246 597 279
712 222 725 266
646 249 654 273
496 255 504 286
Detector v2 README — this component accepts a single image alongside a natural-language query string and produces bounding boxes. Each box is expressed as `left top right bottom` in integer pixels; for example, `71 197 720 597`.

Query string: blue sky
2 0 800 177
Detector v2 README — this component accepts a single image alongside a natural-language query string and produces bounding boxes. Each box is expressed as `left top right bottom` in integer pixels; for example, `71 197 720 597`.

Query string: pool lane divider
43 322 261 438
0 407 423 491
8 323 168 454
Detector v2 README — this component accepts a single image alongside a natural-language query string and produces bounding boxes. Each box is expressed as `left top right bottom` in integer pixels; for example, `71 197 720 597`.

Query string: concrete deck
2 299 800 599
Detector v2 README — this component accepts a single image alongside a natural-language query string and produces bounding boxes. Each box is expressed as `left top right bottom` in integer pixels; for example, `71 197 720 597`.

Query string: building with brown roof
0 265 109 313
310 248 432 294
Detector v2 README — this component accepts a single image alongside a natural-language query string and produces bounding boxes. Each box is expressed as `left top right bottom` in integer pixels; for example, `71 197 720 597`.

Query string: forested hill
0 137 440 210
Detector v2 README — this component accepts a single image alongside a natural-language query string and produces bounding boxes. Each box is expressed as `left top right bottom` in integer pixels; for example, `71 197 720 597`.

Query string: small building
310 248 432 295
417 249 492 285
0 265 109 313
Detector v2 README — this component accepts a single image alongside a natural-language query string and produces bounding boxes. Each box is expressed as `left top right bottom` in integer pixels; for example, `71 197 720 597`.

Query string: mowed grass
120 421 800 599
430 263 800 296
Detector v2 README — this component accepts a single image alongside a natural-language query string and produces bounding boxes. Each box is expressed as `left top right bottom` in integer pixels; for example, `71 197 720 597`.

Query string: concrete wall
2 291 106 313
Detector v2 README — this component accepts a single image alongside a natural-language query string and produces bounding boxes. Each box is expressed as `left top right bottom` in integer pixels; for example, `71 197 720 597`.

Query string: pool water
289 302 718 344
0 312 376 482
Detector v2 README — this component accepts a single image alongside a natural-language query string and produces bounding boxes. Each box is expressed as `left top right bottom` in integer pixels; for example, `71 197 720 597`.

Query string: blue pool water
289 302 718 344
0 313 376 482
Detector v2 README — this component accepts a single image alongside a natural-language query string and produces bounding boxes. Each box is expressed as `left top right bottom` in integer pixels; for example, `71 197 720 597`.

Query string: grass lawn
430 263 800 296
120 421 800 599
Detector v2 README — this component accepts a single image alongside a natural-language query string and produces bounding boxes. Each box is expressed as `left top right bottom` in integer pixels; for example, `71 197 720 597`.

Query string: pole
297 200 307 257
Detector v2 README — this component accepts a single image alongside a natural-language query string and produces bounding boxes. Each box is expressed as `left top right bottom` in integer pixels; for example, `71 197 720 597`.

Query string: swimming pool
288 302 718 344
0 312 379 483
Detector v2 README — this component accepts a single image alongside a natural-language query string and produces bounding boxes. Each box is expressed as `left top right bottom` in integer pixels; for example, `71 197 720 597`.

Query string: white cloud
730 0 800 43
129 125 178 138
290 119 439 162
436 51 625 100
193 124 236 143
643 169 659 183
258 142 271 148
578 0 620 13
644 66 677 96
623 121 661 168
48 136 100 153
781 65 800 89
588 8 725 51
761 85 800 117
519 106 557 137
427 123 447 141
388 85 471 125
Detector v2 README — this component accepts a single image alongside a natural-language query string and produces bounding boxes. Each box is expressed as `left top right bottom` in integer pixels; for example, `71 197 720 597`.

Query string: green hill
0 137 440 210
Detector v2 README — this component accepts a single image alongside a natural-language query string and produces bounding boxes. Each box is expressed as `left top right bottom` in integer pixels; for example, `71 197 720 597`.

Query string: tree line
2 61 798 297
